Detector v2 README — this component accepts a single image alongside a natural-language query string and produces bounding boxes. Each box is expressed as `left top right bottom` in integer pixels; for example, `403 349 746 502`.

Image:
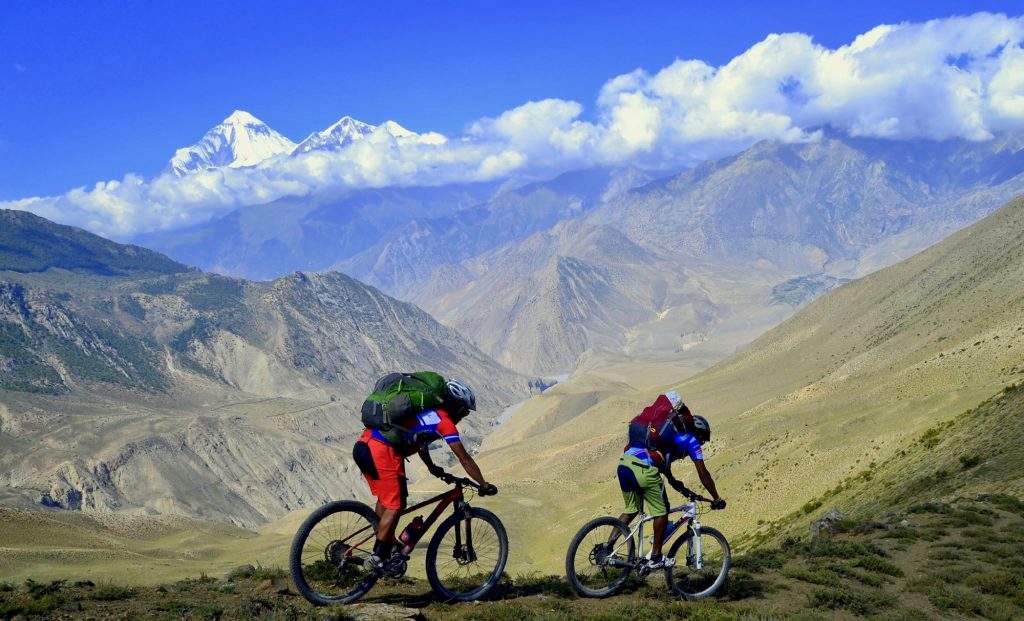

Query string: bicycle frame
340 483 471 563
396 483 470 555
612 502 705 570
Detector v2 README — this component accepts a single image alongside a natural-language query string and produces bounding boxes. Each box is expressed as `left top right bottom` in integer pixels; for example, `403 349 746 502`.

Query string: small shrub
929 548 959 561
964 571 1022 597
510 573 574 598
978 493 1024 515
91 581 137 601
959 455 981 469
822 561 887 587
808 585 893 616
802 499 823 515
851 555 903 577
733 548 784 572
0 597 60 617
227 563 286 581
908 502 952 515
949 509 994 527
784 568 840 587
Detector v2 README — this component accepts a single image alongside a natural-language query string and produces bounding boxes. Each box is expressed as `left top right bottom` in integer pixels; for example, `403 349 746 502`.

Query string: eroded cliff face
0 211 532 526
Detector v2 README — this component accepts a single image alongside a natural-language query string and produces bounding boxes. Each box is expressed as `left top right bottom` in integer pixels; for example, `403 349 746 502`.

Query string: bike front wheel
565 516 635 598
425 507 508 602
289 500 380 606
665 526 731 600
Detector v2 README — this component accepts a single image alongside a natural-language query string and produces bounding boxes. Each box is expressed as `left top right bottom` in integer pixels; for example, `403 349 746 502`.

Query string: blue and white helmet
445 378 477 411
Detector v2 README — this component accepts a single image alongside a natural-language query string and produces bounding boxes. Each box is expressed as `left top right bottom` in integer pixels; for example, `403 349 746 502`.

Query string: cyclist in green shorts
613 392 725 569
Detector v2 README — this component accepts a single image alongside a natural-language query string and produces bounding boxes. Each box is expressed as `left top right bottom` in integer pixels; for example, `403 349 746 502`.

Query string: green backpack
360 372 448 446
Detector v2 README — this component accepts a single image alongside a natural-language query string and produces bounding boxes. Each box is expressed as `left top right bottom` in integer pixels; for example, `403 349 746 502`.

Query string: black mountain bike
290 475 508 605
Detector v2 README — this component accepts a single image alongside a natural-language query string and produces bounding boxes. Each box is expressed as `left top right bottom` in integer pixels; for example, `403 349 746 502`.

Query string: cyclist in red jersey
352 378 496 573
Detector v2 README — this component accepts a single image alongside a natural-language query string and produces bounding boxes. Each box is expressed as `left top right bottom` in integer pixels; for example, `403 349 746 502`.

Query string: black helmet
691 415 711 444
445 378 477 412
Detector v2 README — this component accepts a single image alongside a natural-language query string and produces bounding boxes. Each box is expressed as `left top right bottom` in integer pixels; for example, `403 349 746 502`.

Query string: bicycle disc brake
452 544 478 565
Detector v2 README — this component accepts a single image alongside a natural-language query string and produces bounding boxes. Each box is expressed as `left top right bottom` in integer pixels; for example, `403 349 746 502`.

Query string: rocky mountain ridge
0 210 532 526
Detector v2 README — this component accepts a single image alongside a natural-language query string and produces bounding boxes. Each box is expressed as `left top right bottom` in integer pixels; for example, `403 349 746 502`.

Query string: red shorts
354 430 407 510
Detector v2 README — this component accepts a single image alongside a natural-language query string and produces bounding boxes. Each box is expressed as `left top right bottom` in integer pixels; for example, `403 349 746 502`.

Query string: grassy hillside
468 193 1024 573
0 209 188 277
1 492 1021 620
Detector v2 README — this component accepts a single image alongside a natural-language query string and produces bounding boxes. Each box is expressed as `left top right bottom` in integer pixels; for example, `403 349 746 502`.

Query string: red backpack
627 394 694 453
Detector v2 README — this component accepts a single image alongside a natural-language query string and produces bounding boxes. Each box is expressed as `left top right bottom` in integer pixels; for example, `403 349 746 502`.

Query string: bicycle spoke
429 512 506 598
667 528 730 599
566 518 634 598
294 505 378 602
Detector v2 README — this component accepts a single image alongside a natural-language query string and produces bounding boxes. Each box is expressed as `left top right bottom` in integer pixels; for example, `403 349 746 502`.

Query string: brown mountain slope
0 211 531 527
469 193 1024 571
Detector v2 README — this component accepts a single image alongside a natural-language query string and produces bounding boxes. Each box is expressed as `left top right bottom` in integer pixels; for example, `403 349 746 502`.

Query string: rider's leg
359 436 406 560
643 471 669 559
611 458 645 545
651 515 668 557
374 508 401 557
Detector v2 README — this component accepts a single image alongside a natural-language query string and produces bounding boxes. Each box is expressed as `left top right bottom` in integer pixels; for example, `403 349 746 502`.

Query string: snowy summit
167 110 296 176
292 116 417 155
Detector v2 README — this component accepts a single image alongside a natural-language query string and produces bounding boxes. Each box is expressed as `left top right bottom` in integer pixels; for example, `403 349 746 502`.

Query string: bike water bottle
399 516 424 545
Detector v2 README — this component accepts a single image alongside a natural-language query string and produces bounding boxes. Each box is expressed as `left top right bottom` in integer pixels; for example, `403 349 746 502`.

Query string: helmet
445 379 477 411
691 415 711 444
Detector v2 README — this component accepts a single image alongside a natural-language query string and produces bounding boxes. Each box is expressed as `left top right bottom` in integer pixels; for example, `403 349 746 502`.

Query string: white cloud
5 12 1023 237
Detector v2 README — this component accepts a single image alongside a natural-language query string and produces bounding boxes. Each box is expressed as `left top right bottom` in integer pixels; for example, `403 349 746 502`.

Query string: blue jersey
624 432 703 467
369 409 461 455
668 432 704 463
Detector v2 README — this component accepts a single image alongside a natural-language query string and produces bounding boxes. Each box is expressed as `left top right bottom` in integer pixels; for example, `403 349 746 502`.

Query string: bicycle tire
289 500 380 606
664 526 731 600
425 507 508 602
565 516 635 598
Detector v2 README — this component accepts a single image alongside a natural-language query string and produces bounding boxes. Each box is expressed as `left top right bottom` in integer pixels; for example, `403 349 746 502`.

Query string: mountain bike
290 475 508 605
565 497 730 600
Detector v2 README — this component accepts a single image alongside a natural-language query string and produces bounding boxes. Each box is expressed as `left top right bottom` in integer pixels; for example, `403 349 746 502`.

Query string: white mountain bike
565 496 731 600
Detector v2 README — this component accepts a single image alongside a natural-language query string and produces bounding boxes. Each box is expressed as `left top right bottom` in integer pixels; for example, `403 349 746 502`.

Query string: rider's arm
693 460 721 500
418 447 445 477
448 441 488 487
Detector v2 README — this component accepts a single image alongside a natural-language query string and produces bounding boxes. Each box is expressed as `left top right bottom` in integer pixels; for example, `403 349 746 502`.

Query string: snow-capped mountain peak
167 110 296 176
292 117 419 155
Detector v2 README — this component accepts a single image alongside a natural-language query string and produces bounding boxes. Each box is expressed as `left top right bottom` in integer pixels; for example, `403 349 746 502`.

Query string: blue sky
2 0 1019 202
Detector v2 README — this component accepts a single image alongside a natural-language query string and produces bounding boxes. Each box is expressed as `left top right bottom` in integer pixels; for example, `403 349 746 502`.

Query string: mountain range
144 125 1024 376
167 110 432 176
0 209 531 526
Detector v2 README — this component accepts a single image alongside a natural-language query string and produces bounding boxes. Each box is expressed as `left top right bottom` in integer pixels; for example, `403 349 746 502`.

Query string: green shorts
617 454 668 517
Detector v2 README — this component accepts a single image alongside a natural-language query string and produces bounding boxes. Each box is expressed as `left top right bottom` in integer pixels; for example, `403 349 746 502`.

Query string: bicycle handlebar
435 472 498 496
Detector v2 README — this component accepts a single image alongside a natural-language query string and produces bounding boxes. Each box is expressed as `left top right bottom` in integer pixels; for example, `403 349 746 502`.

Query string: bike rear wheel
289 500 380 606
565 516 635 598
665 526 731 600
425 507 508 602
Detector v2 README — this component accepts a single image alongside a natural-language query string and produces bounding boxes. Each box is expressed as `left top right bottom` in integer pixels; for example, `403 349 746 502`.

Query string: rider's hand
711 498 727 510
479 483 498 496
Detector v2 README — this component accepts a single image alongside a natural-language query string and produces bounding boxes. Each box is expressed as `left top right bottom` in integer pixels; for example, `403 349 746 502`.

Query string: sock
373 539 393 559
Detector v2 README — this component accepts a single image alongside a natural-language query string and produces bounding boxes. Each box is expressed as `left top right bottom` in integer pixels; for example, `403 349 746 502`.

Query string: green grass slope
0 209 188 277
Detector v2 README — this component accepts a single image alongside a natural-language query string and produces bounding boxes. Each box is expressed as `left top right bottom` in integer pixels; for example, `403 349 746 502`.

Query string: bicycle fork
686 523 704 570
453 512 477 563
